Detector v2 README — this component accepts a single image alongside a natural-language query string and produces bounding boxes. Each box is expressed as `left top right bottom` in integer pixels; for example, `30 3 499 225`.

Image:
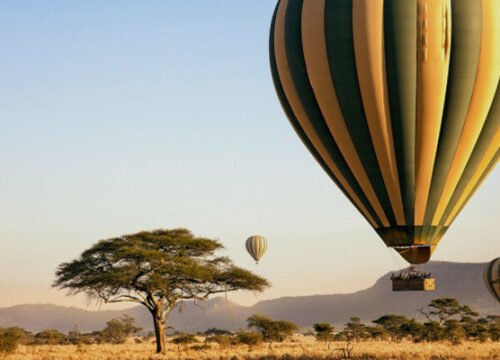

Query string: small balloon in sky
245 235 268 264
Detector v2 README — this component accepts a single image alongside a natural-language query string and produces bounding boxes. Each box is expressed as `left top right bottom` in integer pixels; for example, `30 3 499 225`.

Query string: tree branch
107 297 143 305
105 294 152 310
133 291 150 307
418 307 432 322
161 303 175 320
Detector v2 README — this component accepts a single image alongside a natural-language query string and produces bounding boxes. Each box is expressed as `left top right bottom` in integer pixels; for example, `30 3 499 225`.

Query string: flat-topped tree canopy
53 228 270 353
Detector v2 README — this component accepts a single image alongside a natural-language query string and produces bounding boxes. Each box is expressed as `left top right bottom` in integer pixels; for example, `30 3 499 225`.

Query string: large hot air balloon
484 257 500 303
269 0 500 264
245 235 268 263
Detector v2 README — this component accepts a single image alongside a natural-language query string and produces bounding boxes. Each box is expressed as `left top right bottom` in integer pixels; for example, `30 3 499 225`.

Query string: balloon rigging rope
387 246 407 270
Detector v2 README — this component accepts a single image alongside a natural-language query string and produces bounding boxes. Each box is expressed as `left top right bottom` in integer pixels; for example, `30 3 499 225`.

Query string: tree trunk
151 308 165 354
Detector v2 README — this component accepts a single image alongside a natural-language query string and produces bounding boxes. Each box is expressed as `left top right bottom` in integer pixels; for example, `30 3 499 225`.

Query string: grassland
5 336 500 360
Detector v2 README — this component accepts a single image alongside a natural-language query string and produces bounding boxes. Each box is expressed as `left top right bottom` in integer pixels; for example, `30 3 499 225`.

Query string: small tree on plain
460 316 488 341
400 318 425 342
420 298 478 324
372 315 411 341
422 321 444 342
313 323 334 348
366 325 388 341
443 319 466 344
53 228 269 353
171 333 197 351
235 330 262 350
343 317 369 341
247 314 298 349
96 315 142 344
0 327 25 356
486 315 500 341
207 334 232 350
203 327 231 336
33 329 68 345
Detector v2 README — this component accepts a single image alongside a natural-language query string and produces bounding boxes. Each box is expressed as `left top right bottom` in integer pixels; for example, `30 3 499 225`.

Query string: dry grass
5 336 500 360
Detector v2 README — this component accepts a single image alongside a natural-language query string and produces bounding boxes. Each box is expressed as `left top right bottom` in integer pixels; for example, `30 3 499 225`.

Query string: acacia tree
96 315 142 344
53 228 269 353
313 323 334 348
372 315 411 341
419 298 478 324
343 317 369 341
247 314 298 349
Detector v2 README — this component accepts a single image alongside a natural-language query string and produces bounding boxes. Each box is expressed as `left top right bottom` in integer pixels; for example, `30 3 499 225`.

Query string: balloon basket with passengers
269 0 500 292
391 265 435 292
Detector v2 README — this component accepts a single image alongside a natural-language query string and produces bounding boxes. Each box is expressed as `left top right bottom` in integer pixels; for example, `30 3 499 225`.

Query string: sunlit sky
0 1 499 310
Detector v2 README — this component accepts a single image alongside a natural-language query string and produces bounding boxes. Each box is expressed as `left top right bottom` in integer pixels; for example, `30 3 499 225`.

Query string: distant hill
0 261 498 333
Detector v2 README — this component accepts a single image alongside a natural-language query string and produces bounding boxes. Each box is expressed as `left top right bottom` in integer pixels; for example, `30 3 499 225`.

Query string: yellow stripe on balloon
444 132 500 226
414 0 451 226
433 0 500 225
274 0 382 228
301 0 390 228
352 0 406 226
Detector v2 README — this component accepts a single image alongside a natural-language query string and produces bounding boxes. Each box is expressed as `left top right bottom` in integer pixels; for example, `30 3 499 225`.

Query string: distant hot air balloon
270 0 500 264
484 257 500 303
245 236 268 263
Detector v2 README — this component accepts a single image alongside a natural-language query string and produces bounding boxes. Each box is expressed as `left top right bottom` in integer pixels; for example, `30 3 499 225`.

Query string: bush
247 314 298 347
372 315 411 341
207 334 232 349
343 317 369 341
203 327 231 336
313 323 334 345
487 315 500 341
190 343 212 351
172 333 197 350
366 326 389 341
94 315 142 344
444 320 466 345
0 328 23 355
32 329 68 345
235 330 262 349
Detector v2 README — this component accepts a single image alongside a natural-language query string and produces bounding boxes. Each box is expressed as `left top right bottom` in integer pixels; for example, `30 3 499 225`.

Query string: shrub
313 323 334 348
235 330 262 349
207 334 232 350
93 315 142 344
203 327 231 336
372 315 411 341
0 327 23 355
247 314 298 348
343 317 369 341
366 326 389 341
172 333 197 350
444 320 466 345
32 329 68 345
190 343 212 351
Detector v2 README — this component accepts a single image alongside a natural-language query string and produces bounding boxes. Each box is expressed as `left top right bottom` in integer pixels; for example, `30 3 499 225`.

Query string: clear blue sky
0 1 499 309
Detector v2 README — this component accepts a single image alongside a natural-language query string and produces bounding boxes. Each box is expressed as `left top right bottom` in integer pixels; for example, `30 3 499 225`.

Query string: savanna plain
6 337 500 360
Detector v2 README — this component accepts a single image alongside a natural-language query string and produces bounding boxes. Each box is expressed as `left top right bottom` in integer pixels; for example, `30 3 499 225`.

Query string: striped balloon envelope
484 257 500 303
245 236 268 263
270 0 500 264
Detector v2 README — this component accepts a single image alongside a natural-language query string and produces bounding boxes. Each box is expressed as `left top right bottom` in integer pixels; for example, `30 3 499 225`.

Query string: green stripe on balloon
282 0 384 226
269 0 381 227
323 0 397 227
439 83 500 226
383 0 417 226
424 0 483 230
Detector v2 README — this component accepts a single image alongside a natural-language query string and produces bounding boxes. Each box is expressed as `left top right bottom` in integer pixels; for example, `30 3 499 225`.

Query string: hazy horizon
1 1 499 311
0 259 492 312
